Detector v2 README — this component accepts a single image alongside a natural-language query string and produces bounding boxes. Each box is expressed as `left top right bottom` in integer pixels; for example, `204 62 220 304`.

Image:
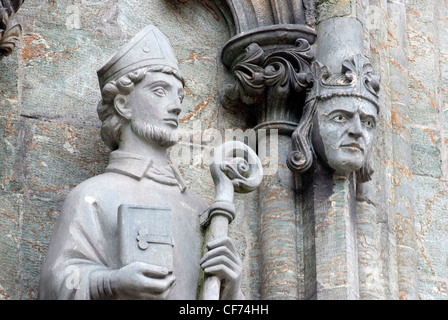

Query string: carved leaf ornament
264 39 314 96
225 38 314 105
0 11 20 56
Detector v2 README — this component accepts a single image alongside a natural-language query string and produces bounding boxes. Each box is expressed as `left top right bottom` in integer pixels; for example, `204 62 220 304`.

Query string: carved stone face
311 96 377 175
125 71 184 147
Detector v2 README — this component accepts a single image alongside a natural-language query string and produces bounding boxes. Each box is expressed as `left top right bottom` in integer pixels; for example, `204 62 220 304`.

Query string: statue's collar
105 150 187 192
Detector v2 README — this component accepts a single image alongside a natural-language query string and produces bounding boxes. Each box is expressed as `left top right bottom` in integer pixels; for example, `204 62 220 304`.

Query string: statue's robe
38 150 208 299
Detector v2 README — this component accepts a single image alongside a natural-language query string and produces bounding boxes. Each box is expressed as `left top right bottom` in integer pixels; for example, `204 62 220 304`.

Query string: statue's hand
110 262 176 300
200 236 244 300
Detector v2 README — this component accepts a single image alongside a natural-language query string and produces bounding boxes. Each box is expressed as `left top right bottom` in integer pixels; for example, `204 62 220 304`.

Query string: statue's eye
362 119 376 129
332 114 346 122
153 88 166 97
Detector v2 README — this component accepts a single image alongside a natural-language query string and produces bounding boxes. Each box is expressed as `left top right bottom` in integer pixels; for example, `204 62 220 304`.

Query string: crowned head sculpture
287 54 380 182
97 25 185 151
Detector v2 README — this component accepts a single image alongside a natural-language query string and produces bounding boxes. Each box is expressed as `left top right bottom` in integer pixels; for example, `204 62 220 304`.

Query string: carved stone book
118 204 174 272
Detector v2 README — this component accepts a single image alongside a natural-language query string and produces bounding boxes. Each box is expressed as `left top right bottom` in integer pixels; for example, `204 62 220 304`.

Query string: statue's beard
131 119 178 148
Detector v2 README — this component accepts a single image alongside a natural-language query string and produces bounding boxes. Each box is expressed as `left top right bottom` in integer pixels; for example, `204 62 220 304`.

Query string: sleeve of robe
38 185 116 300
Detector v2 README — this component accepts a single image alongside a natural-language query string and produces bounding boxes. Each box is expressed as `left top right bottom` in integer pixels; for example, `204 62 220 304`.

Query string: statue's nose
348 116 363 139
168 100 182 116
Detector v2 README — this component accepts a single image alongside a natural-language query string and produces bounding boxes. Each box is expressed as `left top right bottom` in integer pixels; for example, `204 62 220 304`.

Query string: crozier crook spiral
213 141 263 194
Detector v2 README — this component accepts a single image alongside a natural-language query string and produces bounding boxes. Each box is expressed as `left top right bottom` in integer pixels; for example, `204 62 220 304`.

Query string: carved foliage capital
224 38 314 105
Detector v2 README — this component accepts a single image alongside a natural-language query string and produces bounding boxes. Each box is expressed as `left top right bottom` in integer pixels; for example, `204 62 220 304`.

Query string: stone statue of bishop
38 25 244 300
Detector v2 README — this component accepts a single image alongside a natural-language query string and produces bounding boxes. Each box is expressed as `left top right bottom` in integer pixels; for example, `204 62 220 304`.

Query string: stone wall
406 0 448 299
0 0 447 300
360 0 448 300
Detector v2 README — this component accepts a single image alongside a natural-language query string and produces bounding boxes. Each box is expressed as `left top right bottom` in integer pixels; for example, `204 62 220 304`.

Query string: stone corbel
283 4 382 298
0 0 24 58
287 54 380 183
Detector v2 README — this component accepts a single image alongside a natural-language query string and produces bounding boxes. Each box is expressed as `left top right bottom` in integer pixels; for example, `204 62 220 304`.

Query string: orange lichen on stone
180 93 214 123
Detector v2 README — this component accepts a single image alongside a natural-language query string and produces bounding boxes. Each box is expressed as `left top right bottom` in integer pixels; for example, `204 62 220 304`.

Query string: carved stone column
0 0 24 59
220 0 316 300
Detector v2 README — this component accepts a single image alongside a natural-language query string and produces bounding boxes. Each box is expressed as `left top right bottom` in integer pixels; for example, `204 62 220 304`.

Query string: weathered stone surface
363 0 398 300
411 127 441 178
16 197 60 300
0 52 20 117
414 175 448 299
23 119 109 199
406 0 448 300
316 0 352 23
303 171 359 300
0 194 21 299
258 134 299 300
0 117 23 193
0 193 60 300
